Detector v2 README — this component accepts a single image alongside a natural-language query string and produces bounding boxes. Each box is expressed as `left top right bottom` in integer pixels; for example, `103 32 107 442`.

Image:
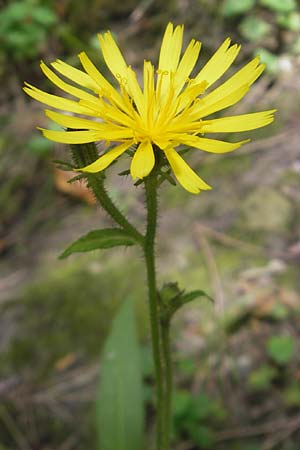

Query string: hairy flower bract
24 23 276 193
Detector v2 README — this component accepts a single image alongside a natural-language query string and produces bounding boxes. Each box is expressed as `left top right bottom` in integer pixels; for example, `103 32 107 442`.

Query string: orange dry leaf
54 352 77 371
54 167 96 205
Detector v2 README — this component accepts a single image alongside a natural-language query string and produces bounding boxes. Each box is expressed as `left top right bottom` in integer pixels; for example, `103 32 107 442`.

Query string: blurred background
1 0 300 449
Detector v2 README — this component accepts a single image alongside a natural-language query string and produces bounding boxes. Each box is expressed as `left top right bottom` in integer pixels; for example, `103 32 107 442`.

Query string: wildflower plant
24 23 276 450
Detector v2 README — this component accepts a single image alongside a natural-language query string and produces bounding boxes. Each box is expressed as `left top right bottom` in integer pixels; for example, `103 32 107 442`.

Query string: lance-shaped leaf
159 283 214 322
97 298 144 450
179 289 214 305
59 228 137 259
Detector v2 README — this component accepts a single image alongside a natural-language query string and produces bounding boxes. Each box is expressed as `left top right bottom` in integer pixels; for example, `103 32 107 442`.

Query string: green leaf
1 2 30 22
180 289 214 305
192 393 227 423
188 424 215 448
97 298 144 450
173 389 192 419
266 335 295 365
255 48 279 74
239 16 272 42
59 228 137 259
277 12 300 31
259 0 296 13
32 7 57 27
248 365 277 391
283 382 300 407
221 0 255 17
159 284 213 322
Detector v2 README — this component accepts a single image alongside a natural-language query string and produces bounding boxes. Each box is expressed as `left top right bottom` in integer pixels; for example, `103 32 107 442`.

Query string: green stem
88 174 144 244
161 319 172 450
143 173 166 450
70 141 173 448
68 141 143 244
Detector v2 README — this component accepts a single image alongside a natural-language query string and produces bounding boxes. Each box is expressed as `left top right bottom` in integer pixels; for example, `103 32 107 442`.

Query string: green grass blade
96 298 144 450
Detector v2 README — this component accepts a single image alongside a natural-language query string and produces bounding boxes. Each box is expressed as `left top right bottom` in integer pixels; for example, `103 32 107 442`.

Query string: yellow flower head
24 23 276 193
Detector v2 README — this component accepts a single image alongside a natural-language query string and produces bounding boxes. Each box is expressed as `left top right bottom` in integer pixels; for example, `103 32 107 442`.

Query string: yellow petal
218 57 265 95
164 147 211 194
39 128 99 143
176 80 208 113
40 62 101 108
45 108 134 138
189 83 250 119
179 135 249 153
143 61 155 100
201 110 276 132
98 31 127 79
45 109 107 130
130 141 155 179
23 84 95 115
194 38 241 87
158 22 173 70
196 57 264 113
143 61 155 128
158 23 184 73
126 66 145 118
78 142 133 173
157 23 184 99
78 52 124 110
51 59 100 92
174 39 201 94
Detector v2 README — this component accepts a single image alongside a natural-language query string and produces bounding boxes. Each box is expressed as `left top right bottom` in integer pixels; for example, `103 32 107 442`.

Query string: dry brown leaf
55 352 77 371
53 167 96 205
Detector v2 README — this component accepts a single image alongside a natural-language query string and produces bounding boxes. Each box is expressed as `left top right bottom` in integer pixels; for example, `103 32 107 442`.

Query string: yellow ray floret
131 141 155 179
98 31 128 80
78 142 134 173
164 147 212 194
178 136 250 153
159 22 184 73
23 83 95 115
24 22 276 194
39 128 101 144
201 110 276 133
50 59 100 92
194 38 241 88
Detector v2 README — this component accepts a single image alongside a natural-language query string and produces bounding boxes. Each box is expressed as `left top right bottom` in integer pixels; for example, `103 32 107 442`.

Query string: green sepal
52 159 75 171
158 169 176 187
158 282 213 322
118 169 131 177
178 146 192 156
134 178 144 186
126 149 135 157
125 144 137 158
59 228 137 259
67 173 86 184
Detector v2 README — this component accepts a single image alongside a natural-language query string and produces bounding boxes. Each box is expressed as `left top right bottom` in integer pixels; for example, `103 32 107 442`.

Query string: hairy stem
144 171 174 450
88 174 143 244
161 319 172 450
69 141 143 244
